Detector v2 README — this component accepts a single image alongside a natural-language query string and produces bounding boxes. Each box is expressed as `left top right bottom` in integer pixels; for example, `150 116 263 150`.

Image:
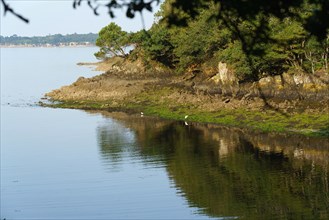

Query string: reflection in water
97 118 136 171
95 112 329 219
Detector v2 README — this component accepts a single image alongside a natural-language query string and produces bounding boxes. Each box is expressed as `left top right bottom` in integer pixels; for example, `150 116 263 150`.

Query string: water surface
1 47 328 219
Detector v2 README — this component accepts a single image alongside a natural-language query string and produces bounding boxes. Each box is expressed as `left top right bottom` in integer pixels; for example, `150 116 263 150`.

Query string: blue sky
0 0 159 36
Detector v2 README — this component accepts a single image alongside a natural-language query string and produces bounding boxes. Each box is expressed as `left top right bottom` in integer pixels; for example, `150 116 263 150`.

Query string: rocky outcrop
208 62 329 108
251 72 329 105
46 73 155 104
46 58 329 115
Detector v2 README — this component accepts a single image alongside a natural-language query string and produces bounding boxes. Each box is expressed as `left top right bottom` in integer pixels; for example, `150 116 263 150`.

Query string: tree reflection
96 113 329 219
96 118 136 171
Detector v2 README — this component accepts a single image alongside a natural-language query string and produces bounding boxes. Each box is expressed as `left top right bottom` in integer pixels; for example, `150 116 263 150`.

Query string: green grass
43 91 329 137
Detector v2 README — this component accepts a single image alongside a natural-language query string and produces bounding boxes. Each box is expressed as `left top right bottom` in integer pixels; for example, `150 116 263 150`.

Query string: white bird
141 112 144 117
184 115 189 126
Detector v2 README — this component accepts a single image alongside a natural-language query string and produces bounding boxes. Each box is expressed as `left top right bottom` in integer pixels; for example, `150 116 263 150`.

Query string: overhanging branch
1 0 29 23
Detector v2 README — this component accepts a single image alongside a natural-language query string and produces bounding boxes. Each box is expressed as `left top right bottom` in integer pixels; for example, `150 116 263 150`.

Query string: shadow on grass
312 123 329 137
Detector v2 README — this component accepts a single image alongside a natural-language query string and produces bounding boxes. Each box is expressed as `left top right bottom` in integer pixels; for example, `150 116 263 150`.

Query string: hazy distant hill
0 33 98 46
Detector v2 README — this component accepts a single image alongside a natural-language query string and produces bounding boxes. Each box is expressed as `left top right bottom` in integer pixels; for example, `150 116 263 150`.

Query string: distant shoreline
1 33 98 48
0 44 96 48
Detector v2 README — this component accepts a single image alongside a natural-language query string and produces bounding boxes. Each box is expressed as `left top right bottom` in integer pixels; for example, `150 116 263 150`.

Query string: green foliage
130 24 175 67
95 0 328 80
304 36 326 73
149 0 327 79
269 17 307 71
144 25 174 65
217 41 253 80
170 8 219 71
95 22 129 59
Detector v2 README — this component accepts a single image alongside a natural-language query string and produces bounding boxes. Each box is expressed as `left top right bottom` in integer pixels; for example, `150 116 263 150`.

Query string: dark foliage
2 0 327 41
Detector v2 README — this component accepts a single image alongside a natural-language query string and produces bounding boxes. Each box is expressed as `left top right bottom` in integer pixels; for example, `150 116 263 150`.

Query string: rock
258 76 273 86
211 62 238 85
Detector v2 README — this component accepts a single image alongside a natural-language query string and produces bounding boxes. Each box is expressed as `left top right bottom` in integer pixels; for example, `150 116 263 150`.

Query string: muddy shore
45 57 329 137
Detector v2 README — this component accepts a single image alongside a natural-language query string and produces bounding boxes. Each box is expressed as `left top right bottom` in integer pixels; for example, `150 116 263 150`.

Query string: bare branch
72 0 160 19
1 0 29 23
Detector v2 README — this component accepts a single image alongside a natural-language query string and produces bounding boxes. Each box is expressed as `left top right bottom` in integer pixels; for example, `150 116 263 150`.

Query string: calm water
1 48 328 219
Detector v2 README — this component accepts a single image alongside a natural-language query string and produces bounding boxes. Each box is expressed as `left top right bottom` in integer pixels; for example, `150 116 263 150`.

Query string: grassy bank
43 87 329 137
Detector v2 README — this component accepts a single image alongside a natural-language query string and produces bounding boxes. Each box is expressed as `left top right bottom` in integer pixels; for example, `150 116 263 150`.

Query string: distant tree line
0 33 98 46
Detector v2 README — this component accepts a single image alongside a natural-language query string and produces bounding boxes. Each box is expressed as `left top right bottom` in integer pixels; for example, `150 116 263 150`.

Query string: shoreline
42 99 329 137
0 45 96 48
43 58 329 137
